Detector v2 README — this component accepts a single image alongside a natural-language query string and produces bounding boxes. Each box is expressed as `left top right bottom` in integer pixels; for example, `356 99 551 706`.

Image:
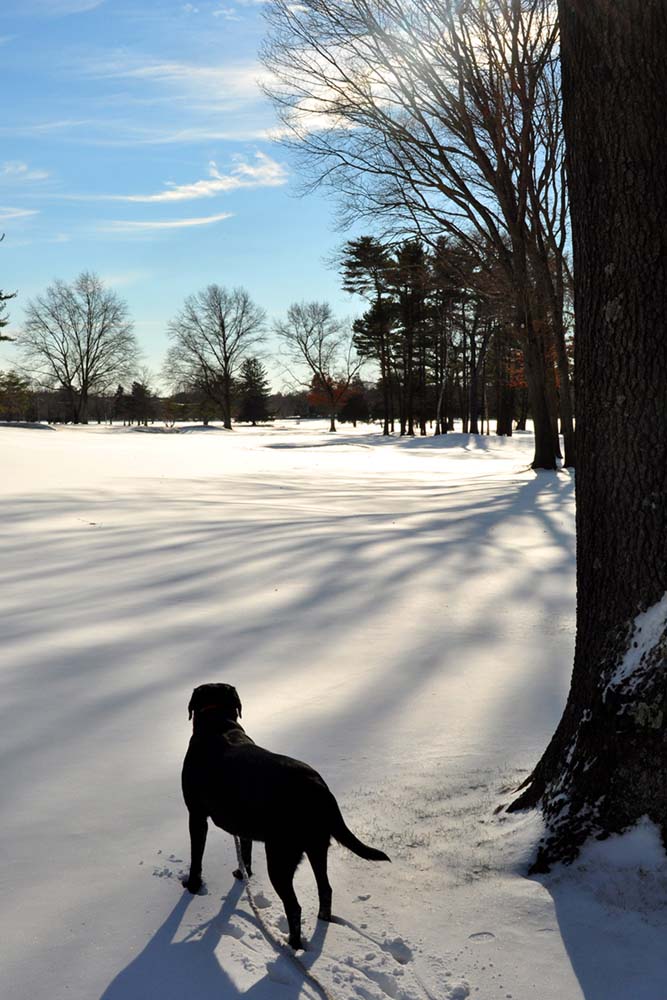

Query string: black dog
181 683 390 949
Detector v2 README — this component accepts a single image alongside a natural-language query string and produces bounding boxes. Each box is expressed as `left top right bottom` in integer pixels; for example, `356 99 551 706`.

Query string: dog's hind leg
233 837 253 879
265 841 304 950
183 812 208 893
306 838 333 922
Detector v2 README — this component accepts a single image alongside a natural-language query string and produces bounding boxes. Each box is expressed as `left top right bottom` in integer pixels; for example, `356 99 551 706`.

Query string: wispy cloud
90 54 271 106
0 119 93 138
0 118 277 146
6 233 71 248
101 211 233 233
0 207 39 221
17 0 105 14
1 161 50 182
122 153 286 201
62 152 287 202
99 269 151 287
212 6 241 20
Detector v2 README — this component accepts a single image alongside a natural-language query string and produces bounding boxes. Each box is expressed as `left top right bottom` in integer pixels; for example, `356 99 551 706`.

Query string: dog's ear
233 687 242 719
188 689 197 721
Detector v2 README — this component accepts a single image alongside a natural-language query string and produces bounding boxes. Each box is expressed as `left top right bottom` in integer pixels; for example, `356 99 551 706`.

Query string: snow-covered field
1 420 665 1000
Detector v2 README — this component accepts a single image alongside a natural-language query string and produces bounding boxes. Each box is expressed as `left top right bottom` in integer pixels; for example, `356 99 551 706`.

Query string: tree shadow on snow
534 873 667 1000
99 883 329 1000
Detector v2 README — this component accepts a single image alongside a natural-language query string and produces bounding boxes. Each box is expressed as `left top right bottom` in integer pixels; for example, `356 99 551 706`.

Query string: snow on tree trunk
508 0 667 868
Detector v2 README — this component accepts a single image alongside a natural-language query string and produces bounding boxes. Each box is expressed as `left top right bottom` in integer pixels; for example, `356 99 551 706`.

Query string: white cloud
18 0 104 14
99 269 151 287
90 55 272 106
124 152 287 202
1 161 50 182
65 152 288 203
102 211 234 233
0 207 39 221
212 6 241 20
0 119 93 137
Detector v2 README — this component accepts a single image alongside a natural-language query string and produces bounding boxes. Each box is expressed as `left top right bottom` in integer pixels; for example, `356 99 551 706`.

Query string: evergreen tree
237 357 271 425
1 235 16 342
127 381 158 426
0 370 31 420
340 237 394 434
0 291 15 342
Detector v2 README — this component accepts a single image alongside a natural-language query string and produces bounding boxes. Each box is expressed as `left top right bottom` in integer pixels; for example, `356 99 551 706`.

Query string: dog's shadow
99 882 329 1000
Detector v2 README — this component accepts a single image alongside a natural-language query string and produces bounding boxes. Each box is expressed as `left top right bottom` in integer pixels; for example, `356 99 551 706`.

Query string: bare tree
276 301 362 431
263 0 566 468
17 272 138 423
164 285 266 429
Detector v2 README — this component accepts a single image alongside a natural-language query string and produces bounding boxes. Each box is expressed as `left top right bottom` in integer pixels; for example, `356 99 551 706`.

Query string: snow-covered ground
1 420 665 1000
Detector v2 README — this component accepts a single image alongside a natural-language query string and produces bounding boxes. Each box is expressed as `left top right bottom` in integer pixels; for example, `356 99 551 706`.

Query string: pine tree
1 234 16 341
0 370 31 420
237 357 271 425
0 292 14 341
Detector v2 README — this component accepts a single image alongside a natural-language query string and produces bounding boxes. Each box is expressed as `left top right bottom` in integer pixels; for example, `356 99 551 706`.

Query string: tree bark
509 0 667 870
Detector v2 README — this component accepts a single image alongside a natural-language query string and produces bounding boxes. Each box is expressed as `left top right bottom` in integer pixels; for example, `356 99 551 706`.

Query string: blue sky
0 0 358 389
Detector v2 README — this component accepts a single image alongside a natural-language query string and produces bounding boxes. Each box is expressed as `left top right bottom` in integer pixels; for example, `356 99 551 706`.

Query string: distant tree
17 272 138 423
0 291 15 342
268 390 310 417
237 357 272 425
165 285 265 430
0 370 32 421
340 237 394 435
127 380 158 426
338 379 370 427
112 384 127 423
276 301 361 432
1 234 16 342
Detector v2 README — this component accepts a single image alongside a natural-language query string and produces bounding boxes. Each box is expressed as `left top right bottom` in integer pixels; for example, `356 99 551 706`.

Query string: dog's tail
329 793 390 862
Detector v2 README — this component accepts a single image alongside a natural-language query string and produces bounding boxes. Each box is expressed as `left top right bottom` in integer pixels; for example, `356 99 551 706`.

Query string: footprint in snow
253 892 272 908
266 960 297 987
345 956 414 1000
447 985 470 1000
382 936 413 965
220 922 245 940
468 931 495 941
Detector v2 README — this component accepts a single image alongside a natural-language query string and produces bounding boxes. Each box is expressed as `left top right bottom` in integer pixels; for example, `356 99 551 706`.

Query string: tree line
1 252 570 439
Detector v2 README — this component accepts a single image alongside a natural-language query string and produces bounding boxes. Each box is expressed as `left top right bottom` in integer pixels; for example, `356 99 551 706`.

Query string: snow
1 419 665 1000
606 591 667 694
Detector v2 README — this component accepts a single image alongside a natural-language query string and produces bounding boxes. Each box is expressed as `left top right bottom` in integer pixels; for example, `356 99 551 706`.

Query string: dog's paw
233 867 252 880
182 876 202 894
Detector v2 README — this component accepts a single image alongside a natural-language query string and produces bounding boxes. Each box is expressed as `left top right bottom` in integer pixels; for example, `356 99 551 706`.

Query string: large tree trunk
509 0 667 870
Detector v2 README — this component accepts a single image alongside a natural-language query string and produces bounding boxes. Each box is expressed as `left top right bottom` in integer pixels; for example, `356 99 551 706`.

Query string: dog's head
188 683 242 721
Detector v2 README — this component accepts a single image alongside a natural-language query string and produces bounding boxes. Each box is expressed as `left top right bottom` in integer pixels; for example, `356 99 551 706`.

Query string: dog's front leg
183 812 208 893
233 837 253 880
